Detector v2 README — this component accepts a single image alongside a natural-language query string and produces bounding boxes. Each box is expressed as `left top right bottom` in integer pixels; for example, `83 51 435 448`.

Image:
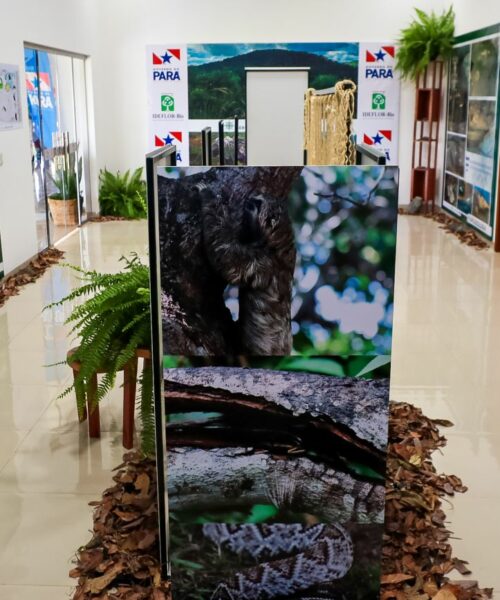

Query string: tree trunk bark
158 167 302 355
164 367 389 524
168 446 385 524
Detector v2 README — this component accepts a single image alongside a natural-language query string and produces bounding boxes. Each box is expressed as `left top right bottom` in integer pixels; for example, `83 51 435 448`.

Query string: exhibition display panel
146 42 401 167
147 164 399 598
442 23 500 239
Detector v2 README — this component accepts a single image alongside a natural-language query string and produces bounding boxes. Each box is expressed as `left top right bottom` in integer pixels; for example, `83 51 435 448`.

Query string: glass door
24 46 91 250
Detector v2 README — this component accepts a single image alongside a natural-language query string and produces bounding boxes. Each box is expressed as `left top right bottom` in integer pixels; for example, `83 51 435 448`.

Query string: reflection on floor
0 217 498 597
36 215 85 251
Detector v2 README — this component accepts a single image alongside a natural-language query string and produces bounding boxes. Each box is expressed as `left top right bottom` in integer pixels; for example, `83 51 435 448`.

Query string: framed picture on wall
442 24 500 239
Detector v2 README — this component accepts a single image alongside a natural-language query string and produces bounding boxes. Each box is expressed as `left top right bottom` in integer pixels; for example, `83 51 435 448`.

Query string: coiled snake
202 523 353 600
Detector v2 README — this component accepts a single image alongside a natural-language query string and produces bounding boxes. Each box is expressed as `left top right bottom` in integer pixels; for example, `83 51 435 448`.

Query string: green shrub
396 7 455 81
98 168 147 219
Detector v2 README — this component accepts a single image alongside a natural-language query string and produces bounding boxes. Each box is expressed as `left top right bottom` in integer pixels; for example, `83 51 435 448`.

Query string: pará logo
152 49 181 64
154 131 183 163
153 71 180 81
161 95 175 112
365 68 393 79
372 92 386 110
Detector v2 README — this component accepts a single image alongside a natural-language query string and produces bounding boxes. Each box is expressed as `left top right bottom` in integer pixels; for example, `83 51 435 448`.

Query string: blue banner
24 48 58 149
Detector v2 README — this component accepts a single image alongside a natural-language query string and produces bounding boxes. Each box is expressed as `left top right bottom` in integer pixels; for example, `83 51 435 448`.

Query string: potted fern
46 253 155 455
98 168 147 219
396 7 455 80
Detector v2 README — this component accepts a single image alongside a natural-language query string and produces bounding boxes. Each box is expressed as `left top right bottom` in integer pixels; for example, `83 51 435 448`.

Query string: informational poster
356 43 401 165
442 24 500 239
148 164 399 598
146 43 401 166
0 64 22 130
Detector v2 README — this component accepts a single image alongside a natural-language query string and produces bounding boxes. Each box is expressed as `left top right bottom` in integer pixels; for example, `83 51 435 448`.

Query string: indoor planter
395 6 455 81
98 167 147 219
46 253 155 455
48 164 80 226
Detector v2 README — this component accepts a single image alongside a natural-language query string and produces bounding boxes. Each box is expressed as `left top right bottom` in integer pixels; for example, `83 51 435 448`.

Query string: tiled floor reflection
0 217 499 597
391 216 500 596
0 222 148 597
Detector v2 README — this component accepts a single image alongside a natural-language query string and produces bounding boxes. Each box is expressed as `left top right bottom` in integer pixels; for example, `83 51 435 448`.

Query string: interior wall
2 0 450 275
0 0 98 274
90 0 442 203
453 0 500 34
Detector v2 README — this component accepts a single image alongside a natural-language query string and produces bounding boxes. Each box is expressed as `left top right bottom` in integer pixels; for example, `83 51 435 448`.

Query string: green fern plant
45 254 155 455
396 7 455 80
98 168 147 219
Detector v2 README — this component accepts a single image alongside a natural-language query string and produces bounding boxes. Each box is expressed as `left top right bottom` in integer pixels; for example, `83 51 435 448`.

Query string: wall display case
147 164 399 598
442 24 500 240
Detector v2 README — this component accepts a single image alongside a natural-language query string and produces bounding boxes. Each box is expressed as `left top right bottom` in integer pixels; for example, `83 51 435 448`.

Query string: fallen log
164 367 389 464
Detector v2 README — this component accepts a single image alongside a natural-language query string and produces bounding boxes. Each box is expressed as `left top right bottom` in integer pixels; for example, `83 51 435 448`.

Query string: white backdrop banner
146 43 401 166
355 43 400 165
146 45 189 165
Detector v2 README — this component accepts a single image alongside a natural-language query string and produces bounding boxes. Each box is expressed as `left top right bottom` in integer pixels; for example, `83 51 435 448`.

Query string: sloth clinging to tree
157 167 301 355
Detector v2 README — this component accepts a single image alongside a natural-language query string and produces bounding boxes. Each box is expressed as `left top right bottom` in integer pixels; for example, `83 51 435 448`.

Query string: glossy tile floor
0 217 499 597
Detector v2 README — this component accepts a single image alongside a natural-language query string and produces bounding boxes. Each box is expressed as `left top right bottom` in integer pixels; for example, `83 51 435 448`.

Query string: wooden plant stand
67 347 152 449
410 61 444 212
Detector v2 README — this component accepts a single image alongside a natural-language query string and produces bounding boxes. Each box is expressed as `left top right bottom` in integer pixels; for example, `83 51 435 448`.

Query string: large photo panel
147 164 399 597
156 166 398 356
164 355 390 600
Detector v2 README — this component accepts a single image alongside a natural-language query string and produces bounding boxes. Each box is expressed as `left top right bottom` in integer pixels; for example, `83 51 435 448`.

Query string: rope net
304 80 357 165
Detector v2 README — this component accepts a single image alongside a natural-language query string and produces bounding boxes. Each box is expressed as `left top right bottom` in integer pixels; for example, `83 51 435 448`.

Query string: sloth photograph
156 166 398 357
164 355 390 599
447 45 470 135
445 133 466 178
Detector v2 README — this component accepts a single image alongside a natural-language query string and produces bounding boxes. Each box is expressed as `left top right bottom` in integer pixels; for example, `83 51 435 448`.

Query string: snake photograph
165 364 389 599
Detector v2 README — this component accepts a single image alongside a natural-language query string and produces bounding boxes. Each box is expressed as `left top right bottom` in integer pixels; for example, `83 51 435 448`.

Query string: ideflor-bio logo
161 94 175 112
152 49 181 64
371 92 386 110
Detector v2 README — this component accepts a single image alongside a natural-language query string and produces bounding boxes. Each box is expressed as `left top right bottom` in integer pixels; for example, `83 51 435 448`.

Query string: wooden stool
67 347 152 449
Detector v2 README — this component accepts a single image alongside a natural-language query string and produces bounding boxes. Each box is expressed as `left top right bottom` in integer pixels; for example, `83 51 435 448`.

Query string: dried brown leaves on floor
398 208 489 250
383 402 492 600
71 451 170 600
0 247 65 308
71 404 493 600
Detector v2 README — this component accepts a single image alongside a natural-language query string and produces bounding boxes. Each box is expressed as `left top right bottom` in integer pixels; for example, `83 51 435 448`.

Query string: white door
246 68 309 166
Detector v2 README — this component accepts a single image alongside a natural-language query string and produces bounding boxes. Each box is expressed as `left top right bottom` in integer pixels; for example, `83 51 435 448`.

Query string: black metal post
234 116 239 166
145 142 177 580
218 120 225 165
201 127 212 166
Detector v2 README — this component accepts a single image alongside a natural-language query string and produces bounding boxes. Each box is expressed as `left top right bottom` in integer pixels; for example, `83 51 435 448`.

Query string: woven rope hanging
304 80 357 165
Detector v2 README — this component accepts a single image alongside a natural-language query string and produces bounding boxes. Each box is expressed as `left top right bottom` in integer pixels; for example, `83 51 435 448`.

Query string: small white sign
0 63 22 130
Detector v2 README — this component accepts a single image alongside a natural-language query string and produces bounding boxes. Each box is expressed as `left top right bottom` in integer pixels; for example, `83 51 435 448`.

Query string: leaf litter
70 403 493 599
